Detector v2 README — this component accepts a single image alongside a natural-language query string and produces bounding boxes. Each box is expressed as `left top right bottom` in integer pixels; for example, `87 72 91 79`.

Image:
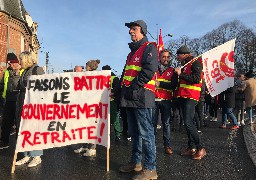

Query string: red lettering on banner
75 127 87 139
51 132 61 143
62 131 72 142
87 126 97 139
41 132 50 144
46 104 53 120
20 126 101 148
73 75 111 91
21 131 33 148
21 103 108 120
98 122 105 143
69 104 76 118
33 132 41 145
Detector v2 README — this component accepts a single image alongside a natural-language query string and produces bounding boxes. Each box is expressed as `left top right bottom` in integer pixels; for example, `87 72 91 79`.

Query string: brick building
0 0 39 77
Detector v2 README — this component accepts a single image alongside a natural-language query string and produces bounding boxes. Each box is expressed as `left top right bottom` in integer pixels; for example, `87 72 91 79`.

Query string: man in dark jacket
174 46 206 160
113 20 158 179
0 53 22 149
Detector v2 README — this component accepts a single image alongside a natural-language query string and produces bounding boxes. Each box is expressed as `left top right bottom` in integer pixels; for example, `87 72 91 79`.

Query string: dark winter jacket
16 64 44 130
199 79 206 102
115 36 158 108
0 67 20 101
219 86 236 108
235 78 245 100
179 56 203 84
111 72 119 93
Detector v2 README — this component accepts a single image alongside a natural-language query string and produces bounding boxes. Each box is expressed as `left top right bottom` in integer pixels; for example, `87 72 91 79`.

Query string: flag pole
180 55 201 69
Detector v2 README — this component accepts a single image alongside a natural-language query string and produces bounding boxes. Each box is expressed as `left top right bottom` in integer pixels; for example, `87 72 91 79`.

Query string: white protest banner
15 70 111 152
202 39 236 97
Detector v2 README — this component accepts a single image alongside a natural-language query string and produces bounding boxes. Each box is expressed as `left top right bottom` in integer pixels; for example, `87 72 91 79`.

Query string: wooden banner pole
107 148 110 172
11 151 18 174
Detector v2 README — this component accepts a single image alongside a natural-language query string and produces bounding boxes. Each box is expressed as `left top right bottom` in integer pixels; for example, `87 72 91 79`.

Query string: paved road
1 118 256 180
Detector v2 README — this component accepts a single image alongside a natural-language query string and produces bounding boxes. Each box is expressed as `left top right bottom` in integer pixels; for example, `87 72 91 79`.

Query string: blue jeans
126 108 156 170
246 107 253 120
180 98 202 150
221 107 238 125
24 150 43 157
153 100 172 147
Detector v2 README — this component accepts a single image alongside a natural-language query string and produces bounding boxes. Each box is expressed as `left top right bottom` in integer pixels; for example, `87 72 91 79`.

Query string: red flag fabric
157 29 164 54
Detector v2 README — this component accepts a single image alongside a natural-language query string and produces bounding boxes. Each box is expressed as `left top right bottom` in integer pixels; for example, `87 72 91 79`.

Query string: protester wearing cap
174 45 207 160
0 53 23 150
73 59 100 157
111 20 158 179
239 70 256 124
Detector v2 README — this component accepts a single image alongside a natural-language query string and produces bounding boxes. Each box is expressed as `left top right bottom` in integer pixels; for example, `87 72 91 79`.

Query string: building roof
0 0 27 22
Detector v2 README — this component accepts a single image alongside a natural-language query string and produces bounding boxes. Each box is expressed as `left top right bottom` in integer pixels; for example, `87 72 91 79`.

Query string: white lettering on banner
15 71 111 152
202 39 236 97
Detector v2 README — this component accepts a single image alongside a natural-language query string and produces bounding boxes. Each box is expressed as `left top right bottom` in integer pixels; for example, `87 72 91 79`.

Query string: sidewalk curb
243 123 256 167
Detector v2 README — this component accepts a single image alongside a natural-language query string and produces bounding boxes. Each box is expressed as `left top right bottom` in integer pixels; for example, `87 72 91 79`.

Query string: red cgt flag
157 29 164 54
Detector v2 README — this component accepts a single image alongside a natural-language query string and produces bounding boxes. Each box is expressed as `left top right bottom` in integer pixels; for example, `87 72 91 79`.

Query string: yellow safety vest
2 69 25 99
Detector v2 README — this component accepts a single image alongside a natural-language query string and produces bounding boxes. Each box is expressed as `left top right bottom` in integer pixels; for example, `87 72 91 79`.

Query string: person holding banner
74 59 100 157
0 53 22 149
15 51 45 167
174 45 206 160
113 20 158 179
153 49 178 154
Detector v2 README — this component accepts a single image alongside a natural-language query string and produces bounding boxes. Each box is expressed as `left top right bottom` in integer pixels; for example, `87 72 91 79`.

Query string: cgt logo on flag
211 51 234 83
202 39 236 97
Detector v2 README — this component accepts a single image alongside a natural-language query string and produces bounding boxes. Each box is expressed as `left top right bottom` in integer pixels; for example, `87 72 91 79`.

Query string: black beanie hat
176 45 191 54
245 70 254 78
125 20 147 36
7 52 19 63
102 65 111 70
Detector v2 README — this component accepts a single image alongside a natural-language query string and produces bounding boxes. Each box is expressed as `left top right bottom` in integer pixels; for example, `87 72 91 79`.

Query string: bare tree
166 20 256 73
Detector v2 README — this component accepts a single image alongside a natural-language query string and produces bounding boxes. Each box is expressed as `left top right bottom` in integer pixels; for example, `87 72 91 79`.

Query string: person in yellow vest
15 51 44 167
102 65 122 141
174 45 206 160
153 49 178 155
0 53 23 149
112 20 158 180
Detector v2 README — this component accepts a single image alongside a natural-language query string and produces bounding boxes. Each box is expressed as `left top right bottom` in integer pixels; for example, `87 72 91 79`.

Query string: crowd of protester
0 20 255 180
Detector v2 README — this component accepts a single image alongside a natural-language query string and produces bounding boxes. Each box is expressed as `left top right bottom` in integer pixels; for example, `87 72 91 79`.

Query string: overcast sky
22 0 256 74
